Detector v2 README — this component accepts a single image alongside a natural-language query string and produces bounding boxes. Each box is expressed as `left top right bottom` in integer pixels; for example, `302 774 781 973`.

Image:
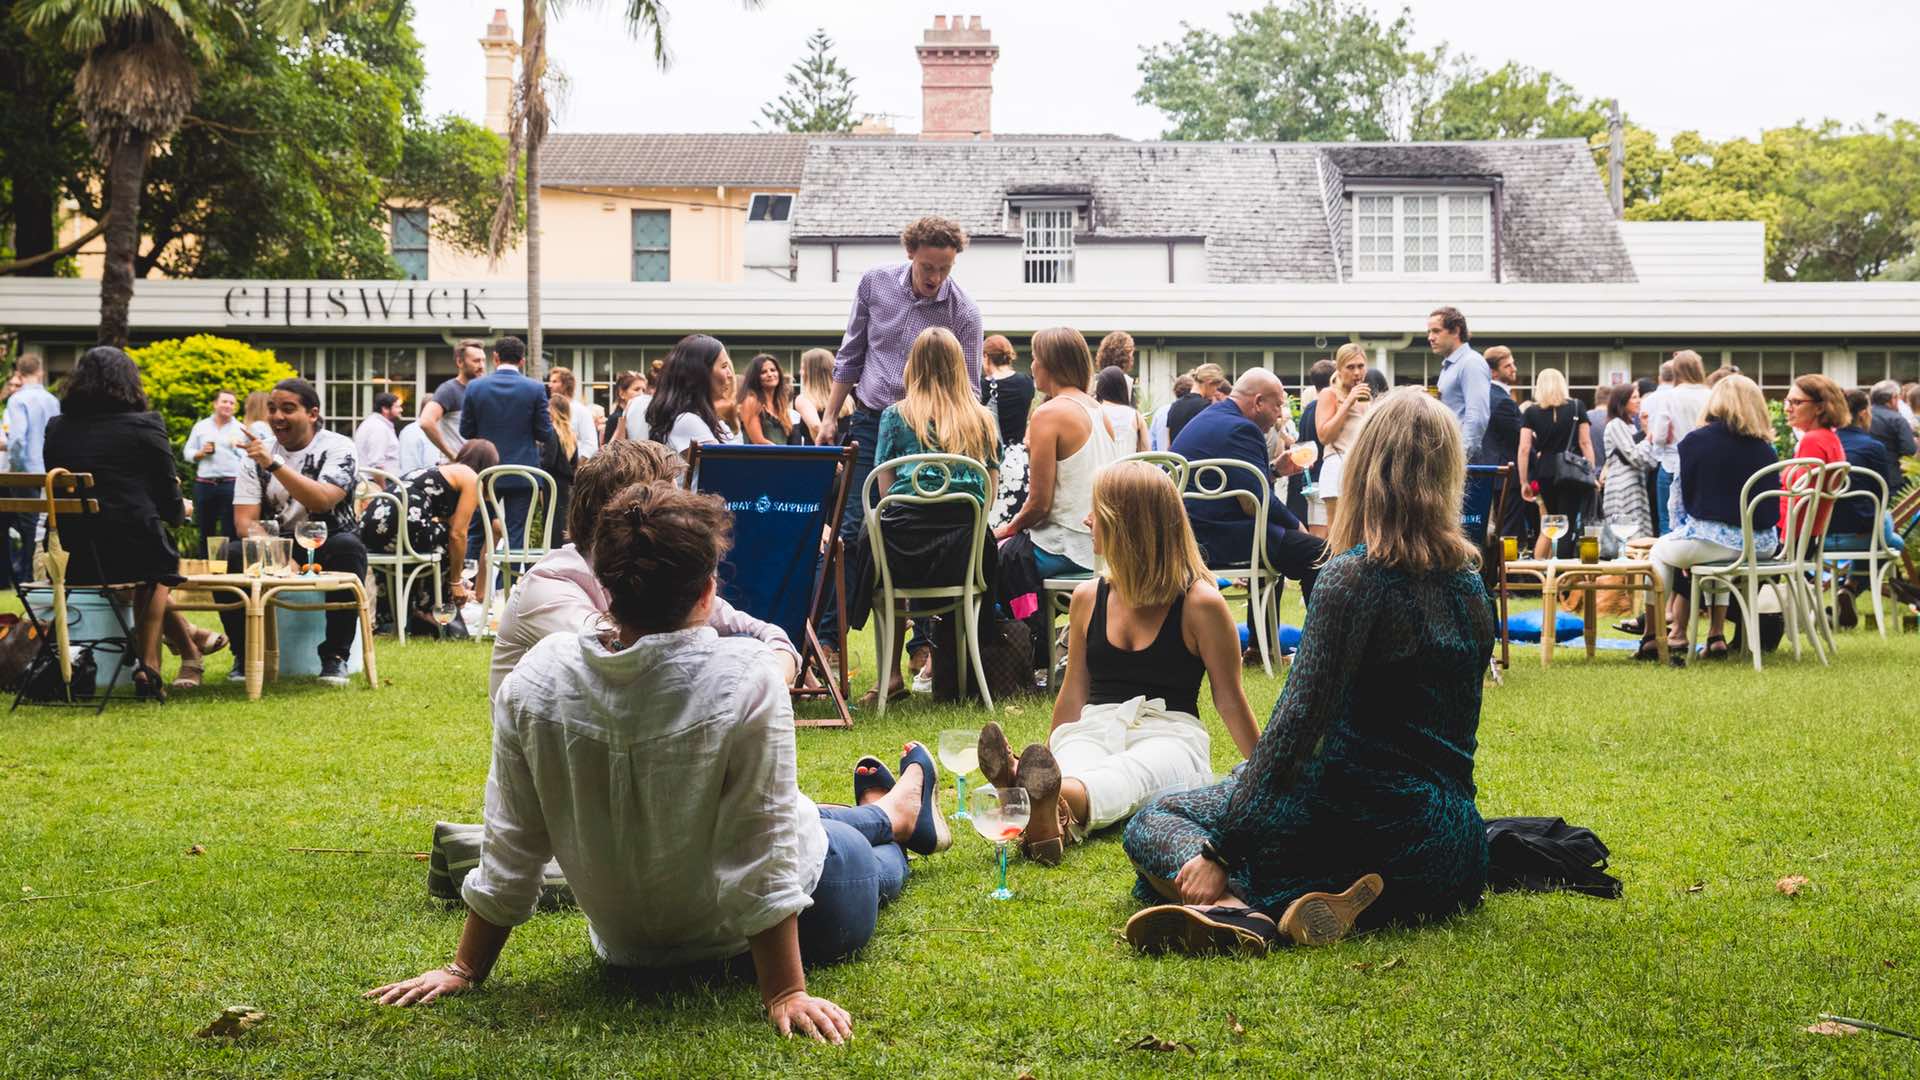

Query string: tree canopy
759 28 858 134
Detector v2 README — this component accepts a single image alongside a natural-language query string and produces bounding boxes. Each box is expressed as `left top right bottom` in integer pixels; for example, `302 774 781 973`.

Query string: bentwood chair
862 453 994 719
1180 457 1283 676
1689 458 1828 671
1815 466 1896 640
476 465 559 599
360 481 445 644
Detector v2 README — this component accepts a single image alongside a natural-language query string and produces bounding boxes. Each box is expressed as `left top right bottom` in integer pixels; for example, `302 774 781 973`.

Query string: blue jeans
1654 466 1674 536
818 406 929 654
193 478 236 543
798 804 908 966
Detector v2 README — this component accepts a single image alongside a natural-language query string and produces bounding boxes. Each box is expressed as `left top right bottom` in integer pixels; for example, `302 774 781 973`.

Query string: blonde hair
1532 367 1571 408
1189 363 1227 392
900 327 997 465
1793 373 1850 430
1670 350 1707 385
1333 342 1368 384
1093 461 1210 608
243 390 270 425
550 394 577 457
1032 326 1094 393
799 347 851 419
1327 390 1479 575
1700 374 1771 440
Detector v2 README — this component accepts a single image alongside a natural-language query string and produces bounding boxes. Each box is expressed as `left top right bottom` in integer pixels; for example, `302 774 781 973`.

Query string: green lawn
2 595 1917 1078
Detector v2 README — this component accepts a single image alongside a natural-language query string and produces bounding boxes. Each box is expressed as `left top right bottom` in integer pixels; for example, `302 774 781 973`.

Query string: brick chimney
918 15 998 141
480 9 515 138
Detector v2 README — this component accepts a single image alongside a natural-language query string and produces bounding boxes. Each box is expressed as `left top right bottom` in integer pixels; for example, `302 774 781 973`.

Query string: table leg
263 598 279 684
245 598 265 701
1585 581 1598 659
354 580 379 690
1650 572 1670 665
1541 572 1557 669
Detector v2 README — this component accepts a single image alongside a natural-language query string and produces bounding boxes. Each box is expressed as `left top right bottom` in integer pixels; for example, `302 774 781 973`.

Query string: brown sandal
170 660 205 690
1276 873 1384 946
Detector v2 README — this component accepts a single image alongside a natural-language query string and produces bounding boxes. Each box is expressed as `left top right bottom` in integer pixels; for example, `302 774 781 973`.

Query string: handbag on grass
428 821 575 911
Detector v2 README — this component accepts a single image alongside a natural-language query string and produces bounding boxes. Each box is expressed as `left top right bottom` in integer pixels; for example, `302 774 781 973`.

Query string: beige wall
54 182 796 285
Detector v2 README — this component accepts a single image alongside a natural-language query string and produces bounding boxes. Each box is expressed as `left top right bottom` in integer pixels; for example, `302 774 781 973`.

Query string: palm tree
489 0 760 376
18 1 355 347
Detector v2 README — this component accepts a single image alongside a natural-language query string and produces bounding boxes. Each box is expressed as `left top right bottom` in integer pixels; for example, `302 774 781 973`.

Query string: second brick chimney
480 9 515 138
917 15 998 141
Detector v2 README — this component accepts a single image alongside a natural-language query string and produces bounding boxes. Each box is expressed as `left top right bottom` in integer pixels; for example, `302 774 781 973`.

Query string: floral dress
360 466 461 613
1122 547 1495 928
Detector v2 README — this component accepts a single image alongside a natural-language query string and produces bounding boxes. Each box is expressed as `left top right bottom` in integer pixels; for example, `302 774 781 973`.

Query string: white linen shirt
463 627 827 967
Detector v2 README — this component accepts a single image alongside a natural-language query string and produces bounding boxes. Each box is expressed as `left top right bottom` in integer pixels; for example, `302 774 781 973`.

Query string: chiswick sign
223 284 489 327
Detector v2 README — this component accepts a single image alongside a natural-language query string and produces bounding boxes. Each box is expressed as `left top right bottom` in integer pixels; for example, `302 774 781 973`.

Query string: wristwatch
266 459 283 473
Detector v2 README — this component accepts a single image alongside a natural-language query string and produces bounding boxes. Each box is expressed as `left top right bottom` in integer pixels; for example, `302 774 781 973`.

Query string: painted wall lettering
222 285 488 326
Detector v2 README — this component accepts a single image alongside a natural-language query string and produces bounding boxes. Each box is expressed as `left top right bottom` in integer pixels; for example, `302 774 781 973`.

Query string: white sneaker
911 667 934 694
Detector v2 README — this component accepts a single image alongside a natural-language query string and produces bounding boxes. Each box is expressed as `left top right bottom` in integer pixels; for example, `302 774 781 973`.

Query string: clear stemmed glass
937 728 980 822
1609 520 1639 549
970 785 1030 901
430 601 458 632
296 521 328 577
1541 514 1569 567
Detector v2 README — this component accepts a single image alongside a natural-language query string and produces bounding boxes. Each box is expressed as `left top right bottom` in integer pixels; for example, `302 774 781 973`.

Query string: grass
2 592 1918 1078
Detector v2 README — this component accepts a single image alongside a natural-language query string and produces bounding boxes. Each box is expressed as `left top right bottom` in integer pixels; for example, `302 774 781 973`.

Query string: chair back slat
0 498 98 515
1177 456 1273 574
1116 451 1189 490
690 444 854 648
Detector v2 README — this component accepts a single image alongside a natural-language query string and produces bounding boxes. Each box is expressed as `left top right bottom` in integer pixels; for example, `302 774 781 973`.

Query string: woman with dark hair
360 438 500 625
736 353 794 445
44 346 222 700
370 481 950 1044
1094 366 1148 453
1598 381 1656 554
632 334 736 454
604 371 644 444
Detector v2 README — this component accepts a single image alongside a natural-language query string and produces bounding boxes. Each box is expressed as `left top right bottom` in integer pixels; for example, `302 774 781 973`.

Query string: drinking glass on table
296 521 328 577
1609 521 1639 548
970 785 1030 901
937 728 980 822
1541 515 1569 564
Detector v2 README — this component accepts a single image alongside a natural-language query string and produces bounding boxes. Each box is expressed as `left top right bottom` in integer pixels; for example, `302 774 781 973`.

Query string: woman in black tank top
975 462 1260 868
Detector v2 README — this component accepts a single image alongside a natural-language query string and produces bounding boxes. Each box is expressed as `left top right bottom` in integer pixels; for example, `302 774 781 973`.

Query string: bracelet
444 960 485 986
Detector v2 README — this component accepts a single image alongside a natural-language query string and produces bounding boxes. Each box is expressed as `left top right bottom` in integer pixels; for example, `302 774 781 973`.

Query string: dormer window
1351 189 1493 281
1008 190 1090 285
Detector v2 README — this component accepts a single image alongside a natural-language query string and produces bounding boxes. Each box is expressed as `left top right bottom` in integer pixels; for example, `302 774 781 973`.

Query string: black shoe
317 657 350 687
1614 616 1645 636
1835 589 1858 630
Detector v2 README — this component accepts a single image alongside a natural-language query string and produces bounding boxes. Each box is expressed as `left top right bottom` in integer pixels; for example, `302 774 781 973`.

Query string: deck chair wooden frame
687 442 856 728
2 470 137 712
1466 464 1513 670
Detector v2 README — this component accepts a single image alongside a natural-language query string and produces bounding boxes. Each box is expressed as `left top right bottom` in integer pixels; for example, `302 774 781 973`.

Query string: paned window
631 210 670 282
391 208 428 280
1350 191 1493 281
1022 208 1075 284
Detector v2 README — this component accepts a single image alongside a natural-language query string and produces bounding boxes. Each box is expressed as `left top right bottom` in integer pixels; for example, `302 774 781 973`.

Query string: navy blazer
460 364 553 470
1477 383 1522 467
1170 397 1304 532
1834 425 1898 535
1676 420 1779 531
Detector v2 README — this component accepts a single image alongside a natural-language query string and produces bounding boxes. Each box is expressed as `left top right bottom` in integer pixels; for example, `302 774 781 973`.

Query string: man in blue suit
460 335 552 550
1170 368 1328 602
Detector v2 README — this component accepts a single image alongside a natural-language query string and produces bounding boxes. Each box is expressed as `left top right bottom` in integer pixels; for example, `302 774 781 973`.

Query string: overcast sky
418 0 1918 141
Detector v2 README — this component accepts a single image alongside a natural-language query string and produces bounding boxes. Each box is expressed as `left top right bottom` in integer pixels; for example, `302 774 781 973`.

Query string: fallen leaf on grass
1227 1012 1245 1039
1380 956 1405 971
1885 959 1899 969
1777 875 1811 896
1805 1021 1861 1037
195 1006 266 1040
1348 961 1372 972
1002 704 1023 715
1685 882 1706 893
186 844 205 856
1127 1036 1195 1054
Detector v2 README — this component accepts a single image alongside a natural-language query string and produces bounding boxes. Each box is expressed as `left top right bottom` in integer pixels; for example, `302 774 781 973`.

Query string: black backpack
1486 816 1622 899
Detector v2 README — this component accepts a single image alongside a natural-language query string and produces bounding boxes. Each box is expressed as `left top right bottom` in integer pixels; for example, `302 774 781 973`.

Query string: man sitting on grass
488 438 796 698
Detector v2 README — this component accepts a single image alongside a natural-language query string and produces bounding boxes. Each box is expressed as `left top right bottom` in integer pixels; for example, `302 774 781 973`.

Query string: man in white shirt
353 392 403 479
545 366 599 460
227 378 366 686
183 388 248 543
396 418 443 475
1642 352 1710 534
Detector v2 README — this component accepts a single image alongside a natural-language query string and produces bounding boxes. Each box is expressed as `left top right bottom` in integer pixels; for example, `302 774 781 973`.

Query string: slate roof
540 133 814 187
789 137 1636 284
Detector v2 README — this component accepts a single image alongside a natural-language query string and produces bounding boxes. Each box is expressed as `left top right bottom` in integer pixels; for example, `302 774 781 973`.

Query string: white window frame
1349 189 1494 282
747 192 793 222
1020 206 1077 284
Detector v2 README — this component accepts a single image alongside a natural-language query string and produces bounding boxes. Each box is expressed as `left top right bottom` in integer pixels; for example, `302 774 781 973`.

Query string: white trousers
1049 696 1212 833
1648 535 1740 604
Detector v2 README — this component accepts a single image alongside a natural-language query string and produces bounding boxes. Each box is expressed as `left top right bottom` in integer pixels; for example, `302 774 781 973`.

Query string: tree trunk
525 125 543 378
97 132 151 348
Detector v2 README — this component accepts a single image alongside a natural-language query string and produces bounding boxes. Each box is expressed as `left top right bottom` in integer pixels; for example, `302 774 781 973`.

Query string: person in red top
1782 374 1849 540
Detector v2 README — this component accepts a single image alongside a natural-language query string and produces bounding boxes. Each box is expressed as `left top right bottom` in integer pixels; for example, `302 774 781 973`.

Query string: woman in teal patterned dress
1123 389 1496 955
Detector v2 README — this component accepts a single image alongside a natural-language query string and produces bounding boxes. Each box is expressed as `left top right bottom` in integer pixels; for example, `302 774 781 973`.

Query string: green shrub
129 335 297 452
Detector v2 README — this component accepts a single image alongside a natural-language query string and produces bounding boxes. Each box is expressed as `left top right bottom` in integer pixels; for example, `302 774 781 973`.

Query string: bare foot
874 757 926 844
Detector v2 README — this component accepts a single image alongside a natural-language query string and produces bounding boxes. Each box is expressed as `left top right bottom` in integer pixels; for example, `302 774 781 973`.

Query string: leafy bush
129 335 297 452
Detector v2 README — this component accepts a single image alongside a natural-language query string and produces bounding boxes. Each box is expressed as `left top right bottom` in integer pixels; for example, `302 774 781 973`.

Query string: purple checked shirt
833 262 983 410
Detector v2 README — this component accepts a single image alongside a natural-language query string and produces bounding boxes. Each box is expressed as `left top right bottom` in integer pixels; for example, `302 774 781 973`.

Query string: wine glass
937 728 980 822
1288 441 1318 469
1609 520 1639 548
970 785 1031 901
296 520 328 577
430 601 459 632
1541 514 1569 566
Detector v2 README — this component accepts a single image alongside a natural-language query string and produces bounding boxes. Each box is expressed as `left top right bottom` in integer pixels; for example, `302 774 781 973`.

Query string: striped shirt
833 263 982 410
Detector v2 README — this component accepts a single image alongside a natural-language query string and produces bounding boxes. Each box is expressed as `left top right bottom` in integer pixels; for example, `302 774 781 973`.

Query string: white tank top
1030 396 1123 570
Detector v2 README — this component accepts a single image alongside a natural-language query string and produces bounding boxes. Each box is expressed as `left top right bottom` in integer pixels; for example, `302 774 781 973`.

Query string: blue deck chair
688 443 856 728
1465 463 1513 671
